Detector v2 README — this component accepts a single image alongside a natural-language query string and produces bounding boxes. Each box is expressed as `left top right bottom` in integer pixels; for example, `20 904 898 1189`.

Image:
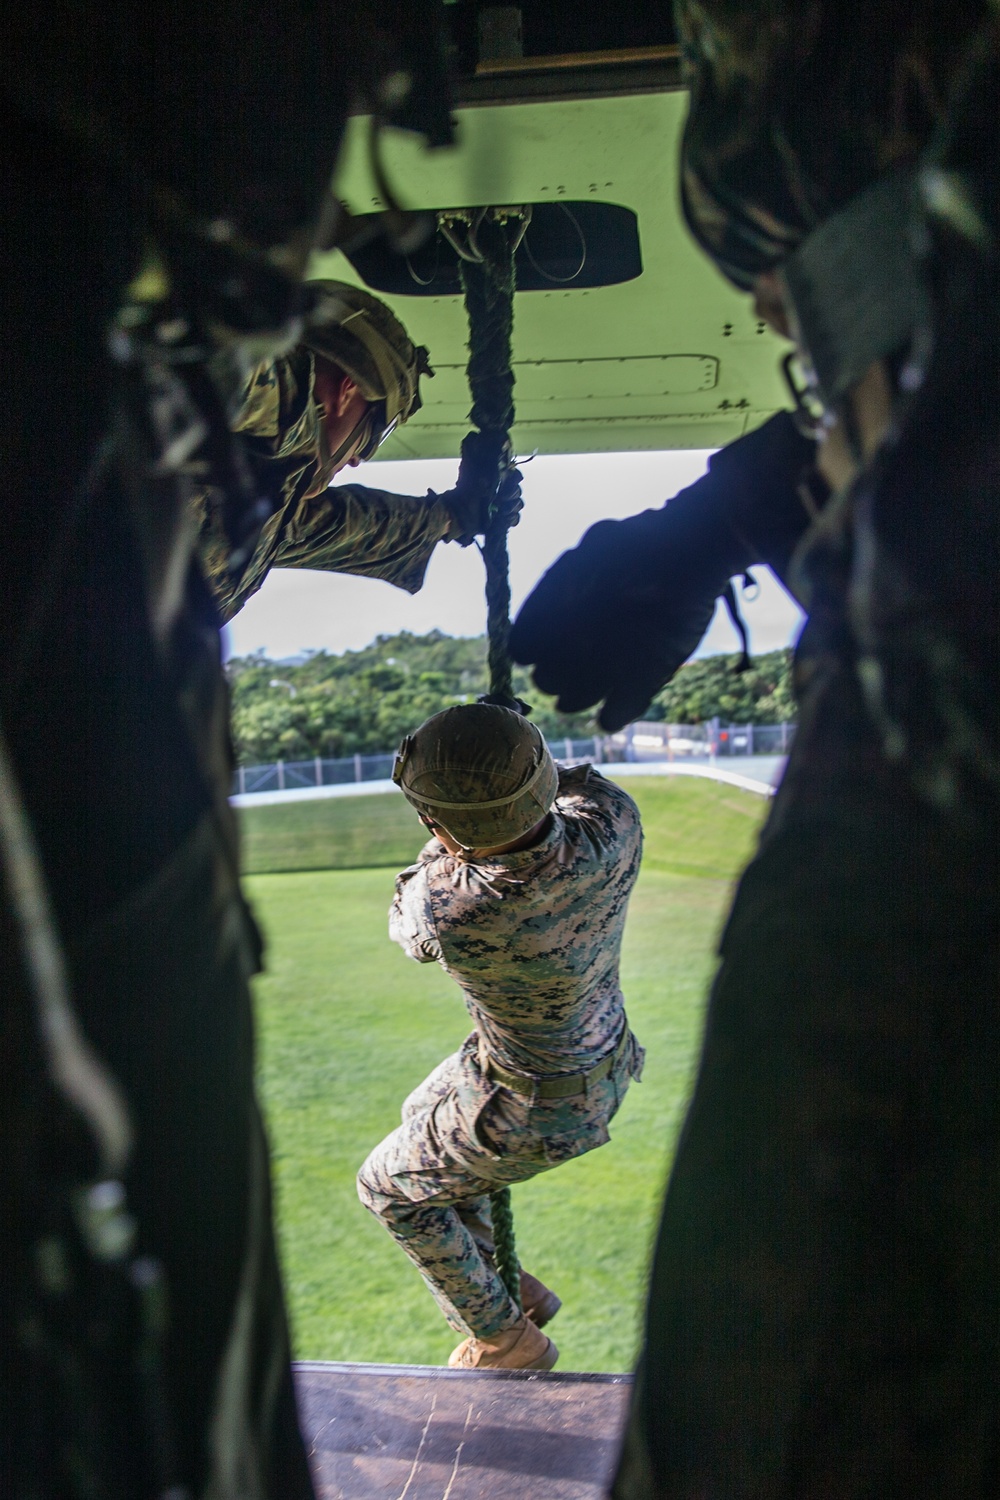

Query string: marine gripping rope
456 206 531 1312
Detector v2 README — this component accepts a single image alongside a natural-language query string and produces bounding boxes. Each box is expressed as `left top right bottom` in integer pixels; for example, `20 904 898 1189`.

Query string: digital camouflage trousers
357 1028 643 1338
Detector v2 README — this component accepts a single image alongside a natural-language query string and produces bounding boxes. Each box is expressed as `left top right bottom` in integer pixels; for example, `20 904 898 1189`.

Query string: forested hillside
226 631 794 764
226 631 584 764
654 648 795 726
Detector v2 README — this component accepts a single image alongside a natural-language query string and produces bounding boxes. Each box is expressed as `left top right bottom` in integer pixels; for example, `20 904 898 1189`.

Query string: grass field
240 790 421 874
239 772 765 879
246 776 767 1371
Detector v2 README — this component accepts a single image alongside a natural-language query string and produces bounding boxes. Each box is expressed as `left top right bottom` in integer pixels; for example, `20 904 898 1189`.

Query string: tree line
226 631 795 765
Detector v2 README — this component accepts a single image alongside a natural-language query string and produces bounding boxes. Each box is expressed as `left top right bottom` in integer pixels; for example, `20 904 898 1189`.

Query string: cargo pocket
531 1092 613 1167
471 1086 550 1168
539 1119 611 1166
449 1060 511 1163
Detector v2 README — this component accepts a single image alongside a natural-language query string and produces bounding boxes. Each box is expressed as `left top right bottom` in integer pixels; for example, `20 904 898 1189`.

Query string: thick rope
490 1185 522 1314
458 214 519 707
458 211 523 1311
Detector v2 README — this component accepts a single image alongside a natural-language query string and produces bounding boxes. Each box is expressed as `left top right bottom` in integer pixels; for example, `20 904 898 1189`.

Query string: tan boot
448 1315 559 1371
520 1270 562 1329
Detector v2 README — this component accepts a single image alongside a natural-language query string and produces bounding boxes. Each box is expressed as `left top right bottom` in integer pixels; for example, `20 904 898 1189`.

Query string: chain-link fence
232 736 608 796
232 723 795 795
596 719 796 761
715 722 794 756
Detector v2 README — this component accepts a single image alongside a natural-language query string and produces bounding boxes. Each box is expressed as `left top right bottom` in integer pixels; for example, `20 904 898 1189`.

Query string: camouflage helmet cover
393 704 559 850
302 279 432 439
674 0 993 290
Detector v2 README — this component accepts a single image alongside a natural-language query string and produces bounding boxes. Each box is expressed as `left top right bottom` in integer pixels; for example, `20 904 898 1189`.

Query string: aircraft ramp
296 1363 631 1499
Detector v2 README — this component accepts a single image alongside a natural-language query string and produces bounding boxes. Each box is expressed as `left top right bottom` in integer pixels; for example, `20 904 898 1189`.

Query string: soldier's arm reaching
508 411 820 732
200 468 522 620
269 463 523 594
267 481 455 595
196 283 522 621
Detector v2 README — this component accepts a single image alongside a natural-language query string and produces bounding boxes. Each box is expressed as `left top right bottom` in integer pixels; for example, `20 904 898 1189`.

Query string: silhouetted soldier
511 3 998 1493
1 5 453 1494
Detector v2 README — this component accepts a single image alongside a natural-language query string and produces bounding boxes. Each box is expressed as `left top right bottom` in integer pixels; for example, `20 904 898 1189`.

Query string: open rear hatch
296 1363 631 1498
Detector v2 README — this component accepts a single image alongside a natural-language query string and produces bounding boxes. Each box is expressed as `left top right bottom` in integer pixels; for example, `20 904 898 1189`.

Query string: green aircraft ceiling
311 88 789 461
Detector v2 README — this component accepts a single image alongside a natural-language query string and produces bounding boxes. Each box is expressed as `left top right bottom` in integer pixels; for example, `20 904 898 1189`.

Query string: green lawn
239 771 765 877
247 775 767 1371
240 789 421 874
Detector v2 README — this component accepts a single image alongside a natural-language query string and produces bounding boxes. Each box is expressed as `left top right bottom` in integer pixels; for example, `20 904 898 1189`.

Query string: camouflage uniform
357 766 644 1338
196 347 453 622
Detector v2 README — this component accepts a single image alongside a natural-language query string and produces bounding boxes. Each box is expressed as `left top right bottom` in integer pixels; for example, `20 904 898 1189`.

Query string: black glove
438 464 523 546
508 412 818 731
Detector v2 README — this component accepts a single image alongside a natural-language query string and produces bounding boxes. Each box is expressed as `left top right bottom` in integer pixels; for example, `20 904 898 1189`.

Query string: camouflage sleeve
559 767 643 856
199 352 456 617
389 860 442 963
268 484 454 595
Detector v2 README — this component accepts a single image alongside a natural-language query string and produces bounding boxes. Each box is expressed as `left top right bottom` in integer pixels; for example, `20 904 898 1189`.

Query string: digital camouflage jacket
389 766 644 1077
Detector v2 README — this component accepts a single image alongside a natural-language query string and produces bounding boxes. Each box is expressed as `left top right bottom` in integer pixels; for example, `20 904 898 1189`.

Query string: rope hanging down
457 210 526 710
456 207 528 1311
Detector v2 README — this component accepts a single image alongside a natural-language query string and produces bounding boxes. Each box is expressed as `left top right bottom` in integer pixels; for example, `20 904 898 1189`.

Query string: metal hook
438 214 486 264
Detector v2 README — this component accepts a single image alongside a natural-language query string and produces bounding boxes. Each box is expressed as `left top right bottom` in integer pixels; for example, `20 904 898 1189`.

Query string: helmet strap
323 406 375 473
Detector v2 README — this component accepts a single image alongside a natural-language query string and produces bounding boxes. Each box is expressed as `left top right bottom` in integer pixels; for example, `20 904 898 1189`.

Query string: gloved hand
438 464 524 546
508 412 818 731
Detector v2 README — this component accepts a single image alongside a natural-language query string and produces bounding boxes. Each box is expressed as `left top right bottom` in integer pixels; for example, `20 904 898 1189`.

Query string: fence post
277 759 285 790
781 721 788 752
564 737 572 761
315 755 323 787
747 723 754 755
354 753 363 783
238 765 246 795
593 735 602 763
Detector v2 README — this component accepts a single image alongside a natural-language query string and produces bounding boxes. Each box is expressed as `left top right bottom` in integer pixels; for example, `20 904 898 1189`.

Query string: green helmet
393 704 558 851
302 279 432 457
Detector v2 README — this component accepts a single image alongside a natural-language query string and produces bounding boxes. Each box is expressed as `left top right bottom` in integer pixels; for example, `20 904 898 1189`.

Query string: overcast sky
222 450 804 663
